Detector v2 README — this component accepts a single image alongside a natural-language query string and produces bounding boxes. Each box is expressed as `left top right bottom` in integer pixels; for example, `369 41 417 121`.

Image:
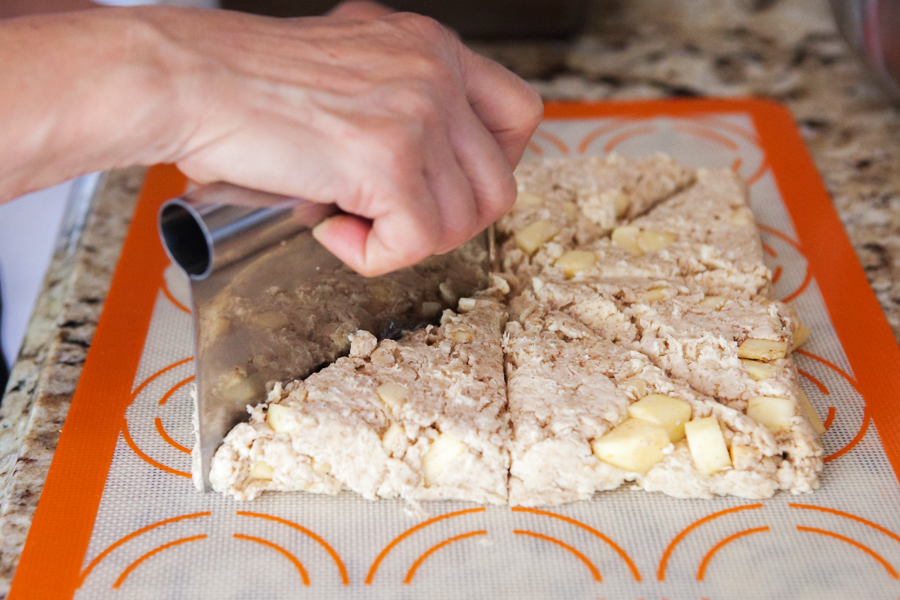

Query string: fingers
445 101 518 237
313 186 443 277
456 45 544 168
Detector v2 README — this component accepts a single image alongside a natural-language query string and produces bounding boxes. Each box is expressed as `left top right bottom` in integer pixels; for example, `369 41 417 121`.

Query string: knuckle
393 12 445 40
390 84 439 124
523 86 544 127
482 170 517 220
378 120 424 170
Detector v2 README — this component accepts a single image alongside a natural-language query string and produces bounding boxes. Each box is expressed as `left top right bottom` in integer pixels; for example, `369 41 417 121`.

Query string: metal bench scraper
158 183 492 491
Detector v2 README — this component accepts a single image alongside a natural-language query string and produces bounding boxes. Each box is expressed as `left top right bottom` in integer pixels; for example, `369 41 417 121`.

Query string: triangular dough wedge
499 154 694 281
556 168 771 299
517 280 822 496
505 299 813 505
210 291 510 504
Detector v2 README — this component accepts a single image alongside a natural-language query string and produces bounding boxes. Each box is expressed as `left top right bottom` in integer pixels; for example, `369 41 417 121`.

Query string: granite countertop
0 0 897 593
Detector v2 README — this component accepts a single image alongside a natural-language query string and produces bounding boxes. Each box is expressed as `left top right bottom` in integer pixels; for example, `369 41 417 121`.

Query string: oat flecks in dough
504 300 796 504
210 297 510 503
210 155 823 506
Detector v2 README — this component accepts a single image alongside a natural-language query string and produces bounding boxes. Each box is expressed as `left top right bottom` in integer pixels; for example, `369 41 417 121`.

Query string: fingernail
311 217 334 243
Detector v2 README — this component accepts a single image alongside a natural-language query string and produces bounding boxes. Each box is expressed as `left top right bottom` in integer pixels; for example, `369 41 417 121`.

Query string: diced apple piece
591 418 670 474
792 324 811 350
457 298 477 312
797 388 826 436
516 191 544 207
685 416 732 475
555 250 597 278
741 359 776 381
381 422 406 451
376 382 410 409
737 338 787 361
451 328 474 343
747 396 795 432
266 403 291 434
439 282 457 305
422 433 466 487
627 394 693 442
611 225 643 256
730 208 753 226
222 373 260 403
311 459 332 474
516 220 558 255
637 286 668 303
250 462 274 480
730 443 756 468
638 230 677 253
251 310 290 329
610 189 629 218
698 295 727 311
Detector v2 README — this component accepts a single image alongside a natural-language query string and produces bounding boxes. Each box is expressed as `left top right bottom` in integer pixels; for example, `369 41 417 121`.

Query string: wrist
0 8 190 200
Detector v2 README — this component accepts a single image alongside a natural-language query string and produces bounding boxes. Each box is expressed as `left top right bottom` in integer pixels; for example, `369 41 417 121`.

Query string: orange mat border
10 99 900 599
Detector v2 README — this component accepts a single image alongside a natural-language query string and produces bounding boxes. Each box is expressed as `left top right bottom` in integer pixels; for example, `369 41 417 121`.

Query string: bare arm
0 6 542 276
0 0 98 19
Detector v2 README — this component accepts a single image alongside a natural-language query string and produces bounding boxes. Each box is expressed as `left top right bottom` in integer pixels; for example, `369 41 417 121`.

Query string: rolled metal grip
159 182 338 280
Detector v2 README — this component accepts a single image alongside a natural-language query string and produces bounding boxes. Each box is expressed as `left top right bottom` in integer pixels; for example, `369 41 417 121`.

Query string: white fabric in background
0 181 71 368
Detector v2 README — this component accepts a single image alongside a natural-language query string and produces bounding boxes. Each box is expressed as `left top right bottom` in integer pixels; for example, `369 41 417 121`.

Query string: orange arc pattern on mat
698 115 761 144
365 507 485 584
696 526 770 581
513 530 602 582
798 369 830 395
603 125 656 153
511 507 641 581
237 511 349 585
403 530 487 584
154 417 190 454
795 349 860 392
129 357 193 401
161 283 190 315
113 534 207 589
796 526 899 579
78 512 211 586
793 348 870 462
772 265 783 284
122 417 191 478
158 376 194 406
657 503 763 581
782 268 813 303
673 124 740 151
526 141 543 156
534 128 570 154
233 534 310 585
790 504 900 546
824 408 871 463
823 406 837 431
576 118 630 153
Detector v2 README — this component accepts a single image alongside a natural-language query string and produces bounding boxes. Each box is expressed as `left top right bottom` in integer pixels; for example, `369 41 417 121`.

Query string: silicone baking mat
11 99 900 599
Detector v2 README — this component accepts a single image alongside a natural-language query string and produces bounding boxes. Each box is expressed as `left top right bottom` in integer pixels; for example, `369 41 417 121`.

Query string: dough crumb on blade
209 296 509 503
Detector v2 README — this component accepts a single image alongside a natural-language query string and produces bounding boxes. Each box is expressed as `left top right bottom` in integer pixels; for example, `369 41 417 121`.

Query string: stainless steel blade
159 183 492 491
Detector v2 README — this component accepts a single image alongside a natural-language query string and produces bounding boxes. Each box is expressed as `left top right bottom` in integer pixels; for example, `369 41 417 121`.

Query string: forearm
0 0 99 20
0 9 182 202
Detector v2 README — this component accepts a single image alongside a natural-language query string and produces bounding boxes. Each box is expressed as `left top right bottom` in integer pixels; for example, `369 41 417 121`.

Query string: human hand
135 6 542 276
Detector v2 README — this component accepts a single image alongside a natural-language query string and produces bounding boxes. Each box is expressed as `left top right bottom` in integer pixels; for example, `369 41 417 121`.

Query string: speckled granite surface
0 0 898 593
